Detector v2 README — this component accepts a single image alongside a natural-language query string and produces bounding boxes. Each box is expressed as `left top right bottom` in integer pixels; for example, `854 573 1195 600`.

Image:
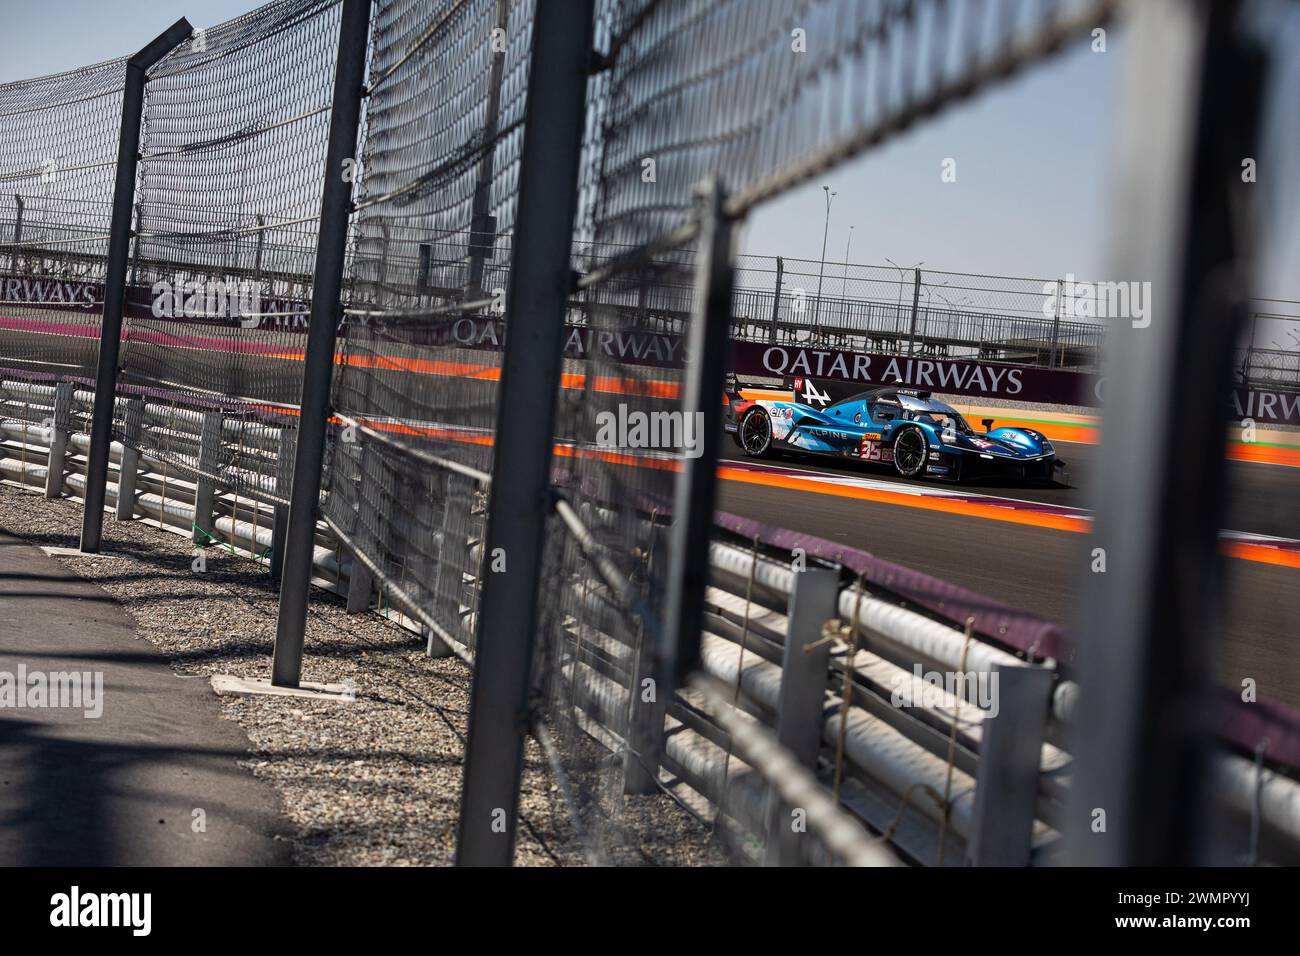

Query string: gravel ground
0 483 728 866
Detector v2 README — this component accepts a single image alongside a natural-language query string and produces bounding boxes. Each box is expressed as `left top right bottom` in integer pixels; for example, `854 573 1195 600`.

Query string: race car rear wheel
893 426 927 478
738 407 772 457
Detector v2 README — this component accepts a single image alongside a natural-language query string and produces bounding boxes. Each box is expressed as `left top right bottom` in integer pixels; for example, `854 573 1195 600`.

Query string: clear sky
740 35 1121 282
4 0 1297 320
0 0 261 79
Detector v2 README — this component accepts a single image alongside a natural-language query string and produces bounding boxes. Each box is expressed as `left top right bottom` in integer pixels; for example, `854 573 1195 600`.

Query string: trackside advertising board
730 341 1300 427
2 273 1296 425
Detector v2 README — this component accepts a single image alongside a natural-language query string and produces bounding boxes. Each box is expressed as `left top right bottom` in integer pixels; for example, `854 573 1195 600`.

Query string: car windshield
907 409 974 434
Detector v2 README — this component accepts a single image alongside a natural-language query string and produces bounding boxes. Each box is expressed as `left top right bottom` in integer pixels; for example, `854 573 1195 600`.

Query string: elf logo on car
802 380 832 407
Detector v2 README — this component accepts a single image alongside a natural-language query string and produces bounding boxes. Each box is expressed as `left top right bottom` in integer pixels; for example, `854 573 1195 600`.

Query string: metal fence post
192 410 222 544
966 663 1053 866
906 268 921 356
345 445 375 614
1067 0 1267 865
270 422 294 581
661 182 736 691
466 0 510 297
769 255 783 344
79 17 192 554
44 382 74 499
764 565 838 866
254 214 266 281
455 0 595 867
423 470 455 659
623 518 669 794
271 0 372 687
346 555 373 612
129 203 142 286
1048 277 1063 368
114 398 144 519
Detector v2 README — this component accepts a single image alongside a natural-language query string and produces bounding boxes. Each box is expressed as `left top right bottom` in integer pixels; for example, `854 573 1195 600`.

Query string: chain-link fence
0 54 125 380
113 1 342 519
0 0 1137 868
318 0 536 658
2 0 1298 869
520 0 1127 865
731 258 1111 368
733 256 1300 375
1237 340 1300 391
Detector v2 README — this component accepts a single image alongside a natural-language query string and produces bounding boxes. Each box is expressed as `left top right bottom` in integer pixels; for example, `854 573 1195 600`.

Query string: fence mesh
0 56 125 381
5 0 1299 868
595 0 1113 244
539 235 711 862
731 256 1109 368
321 0 537 653
115 0 342 506
526 0 1125 864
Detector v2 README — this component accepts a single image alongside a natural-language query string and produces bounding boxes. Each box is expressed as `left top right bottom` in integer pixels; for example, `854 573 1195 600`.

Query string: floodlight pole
811 186 834 340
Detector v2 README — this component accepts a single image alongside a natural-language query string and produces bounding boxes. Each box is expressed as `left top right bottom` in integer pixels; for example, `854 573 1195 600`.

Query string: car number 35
859 438 892 463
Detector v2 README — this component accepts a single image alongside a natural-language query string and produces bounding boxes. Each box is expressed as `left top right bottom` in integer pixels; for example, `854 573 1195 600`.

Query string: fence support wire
455 0 595 867
1068 0 1268 865
271 0 372 688
79 17 192 554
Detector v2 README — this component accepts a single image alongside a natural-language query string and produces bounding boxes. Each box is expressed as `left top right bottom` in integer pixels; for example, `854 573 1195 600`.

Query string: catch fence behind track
2 0 1298 866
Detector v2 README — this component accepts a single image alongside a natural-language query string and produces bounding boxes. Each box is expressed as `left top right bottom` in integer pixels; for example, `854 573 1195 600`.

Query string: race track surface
717 437 1300 708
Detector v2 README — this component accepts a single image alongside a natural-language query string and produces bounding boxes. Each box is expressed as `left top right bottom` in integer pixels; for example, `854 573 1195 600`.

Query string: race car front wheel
893 426 927 478
738 407 772 457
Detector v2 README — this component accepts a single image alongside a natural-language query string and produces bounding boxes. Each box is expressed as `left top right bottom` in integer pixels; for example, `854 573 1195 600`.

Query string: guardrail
4 372 1296 866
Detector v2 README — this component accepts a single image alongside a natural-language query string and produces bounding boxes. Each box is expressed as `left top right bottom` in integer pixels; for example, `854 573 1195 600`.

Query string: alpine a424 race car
725 376 1068 484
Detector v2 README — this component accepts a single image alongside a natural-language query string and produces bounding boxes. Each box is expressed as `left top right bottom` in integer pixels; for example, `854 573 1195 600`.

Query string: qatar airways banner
5 273 1298 425
1232 386 1300 426
0 274 101 311
730 341 1300 427
0 273 690 364
730 341 1100 406
0 274 311 327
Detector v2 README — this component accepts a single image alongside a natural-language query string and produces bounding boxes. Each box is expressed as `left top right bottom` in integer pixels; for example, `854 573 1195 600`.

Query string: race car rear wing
783 376 936 408
785 375 863 409
723 370 783 397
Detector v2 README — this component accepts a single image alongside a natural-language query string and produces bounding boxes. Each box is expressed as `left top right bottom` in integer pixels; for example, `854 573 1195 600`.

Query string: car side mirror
982 418 995 432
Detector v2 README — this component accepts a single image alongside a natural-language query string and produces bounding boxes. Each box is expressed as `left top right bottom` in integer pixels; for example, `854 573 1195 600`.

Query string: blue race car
725 376 1067 484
